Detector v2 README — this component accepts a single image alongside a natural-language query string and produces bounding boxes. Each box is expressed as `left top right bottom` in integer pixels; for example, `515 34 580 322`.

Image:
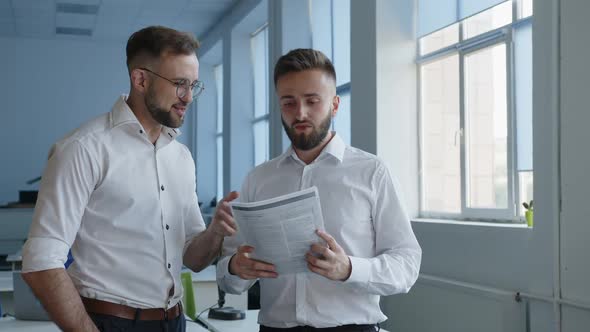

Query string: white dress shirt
22 95 205 310
217 133 422 328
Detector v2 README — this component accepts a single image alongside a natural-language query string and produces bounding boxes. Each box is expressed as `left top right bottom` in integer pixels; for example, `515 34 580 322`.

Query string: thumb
222 191 239 203
238 245 254 254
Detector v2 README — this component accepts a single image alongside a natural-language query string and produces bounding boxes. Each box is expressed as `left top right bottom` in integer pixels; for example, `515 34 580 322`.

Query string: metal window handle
454 128 464 146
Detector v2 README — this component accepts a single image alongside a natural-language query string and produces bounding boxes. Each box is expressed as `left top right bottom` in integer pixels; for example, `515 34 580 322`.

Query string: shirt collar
277 132 345 167
321 132 345 163
110 95 181 140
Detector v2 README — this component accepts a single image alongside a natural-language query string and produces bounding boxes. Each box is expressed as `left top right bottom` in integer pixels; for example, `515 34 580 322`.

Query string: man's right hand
228 245 278 279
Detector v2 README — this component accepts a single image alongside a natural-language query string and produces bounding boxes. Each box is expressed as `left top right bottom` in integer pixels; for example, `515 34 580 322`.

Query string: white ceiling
0 0 237 42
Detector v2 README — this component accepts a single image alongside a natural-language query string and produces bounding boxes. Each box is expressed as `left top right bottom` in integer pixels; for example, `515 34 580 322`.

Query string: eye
307 98 320 105
175 79 189 87
281 100 296 108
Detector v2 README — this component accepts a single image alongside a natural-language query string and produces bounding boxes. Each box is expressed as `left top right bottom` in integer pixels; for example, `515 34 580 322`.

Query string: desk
0 267 247 318
199 309 260 332
189 266 247 312
0 316 209 331
0 271 13 315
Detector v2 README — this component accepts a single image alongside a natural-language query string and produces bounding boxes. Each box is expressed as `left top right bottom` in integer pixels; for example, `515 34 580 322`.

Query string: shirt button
168 263 171 269
139 129 143 134
161 185 165 191
166 224 169 230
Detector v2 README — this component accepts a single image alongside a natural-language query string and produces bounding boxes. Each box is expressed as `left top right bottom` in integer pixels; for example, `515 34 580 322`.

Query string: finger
244 270 278 279
222 191 239 203
316 230 342 253
216 201 233 217
245 259 276 273
240 272 259 280
237 245 255 254
307 262 329 278
305 253 332 270
215 209 237 229
309 244 333 258
219 222 236 236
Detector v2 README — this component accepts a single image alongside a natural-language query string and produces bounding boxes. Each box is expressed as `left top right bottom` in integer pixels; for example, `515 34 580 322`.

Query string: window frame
214 64 224 201
250 23 270 166
417 0 532 222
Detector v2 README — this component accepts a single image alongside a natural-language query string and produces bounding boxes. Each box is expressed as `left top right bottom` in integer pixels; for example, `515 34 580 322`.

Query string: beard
145 85 185 128
282 110 332 151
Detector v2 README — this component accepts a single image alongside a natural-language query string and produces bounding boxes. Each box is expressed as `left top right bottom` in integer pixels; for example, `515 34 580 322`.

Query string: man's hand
229 245 278 280
305 230 352 281
209 191 239 237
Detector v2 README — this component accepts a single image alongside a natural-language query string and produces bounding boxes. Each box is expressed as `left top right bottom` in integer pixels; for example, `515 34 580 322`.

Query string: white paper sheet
230 187 325 274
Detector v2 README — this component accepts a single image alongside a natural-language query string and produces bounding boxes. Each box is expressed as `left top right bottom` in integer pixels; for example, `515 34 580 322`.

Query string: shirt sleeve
343 162 422 296
216 172 256 294
22 139 99 273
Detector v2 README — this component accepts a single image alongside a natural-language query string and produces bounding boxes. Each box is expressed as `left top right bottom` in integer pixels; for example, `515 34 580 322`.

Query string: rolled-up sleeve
344 163 422 295
22 139 98 273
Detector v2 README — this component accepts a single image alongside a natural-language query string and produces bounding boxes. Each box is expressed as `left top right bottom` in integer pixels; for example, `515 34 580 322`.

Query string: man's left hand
209 191 239 237
305 230 352 281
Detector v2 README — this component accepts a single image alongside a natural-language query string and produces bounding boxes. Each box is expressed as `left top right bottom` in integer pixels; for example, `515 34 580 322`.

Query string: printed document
230 186 325 274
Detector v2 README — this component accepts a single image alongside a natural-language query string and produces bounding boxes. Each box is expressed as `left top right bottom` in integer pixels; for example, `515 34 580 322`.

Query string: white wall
559 0 590 331
0 37 129 204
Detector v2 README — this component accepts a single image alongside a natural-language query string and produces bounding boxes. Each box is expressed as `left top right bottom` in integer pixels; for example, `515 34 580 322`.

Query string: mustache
173 101 188 108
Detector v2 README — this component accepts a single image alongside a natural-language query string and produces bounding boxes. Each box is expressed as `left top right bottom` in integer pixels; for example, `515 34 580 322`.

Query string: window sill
412 218 530 229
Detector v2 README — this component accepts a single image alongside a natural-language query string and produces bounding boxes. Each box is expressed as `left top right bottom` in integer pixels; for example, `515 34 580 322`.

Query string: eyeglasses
139 67 204 99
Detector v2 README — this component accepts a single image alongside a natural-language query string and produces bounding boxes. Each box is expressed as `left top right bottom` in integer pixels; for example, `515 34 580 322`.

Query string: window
331 0 351 145
310 0 351 145
214 64 223 201
250 24 269 166
418 0 532 221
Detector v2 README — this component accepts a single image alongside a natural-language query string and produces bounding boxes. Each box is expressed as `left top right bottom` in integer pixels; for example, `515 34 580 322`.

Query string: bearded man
216 48 422 332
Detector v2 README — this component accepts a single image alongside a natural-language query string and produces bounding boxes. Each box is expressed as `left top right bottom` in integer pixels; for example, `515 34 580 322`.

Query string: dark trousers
89 312 186 332
260 324 379 332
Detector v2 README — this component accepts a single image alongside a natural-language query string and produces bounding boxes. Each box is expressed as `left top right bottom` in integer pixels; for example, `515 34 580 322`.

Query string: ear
331 95 340 117
130 68 148 94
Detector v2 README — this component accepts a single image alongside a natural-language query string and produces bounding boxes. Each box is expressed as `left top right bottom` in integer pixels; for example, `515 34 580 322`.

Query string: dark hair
273 48 336 86
126 26 200 72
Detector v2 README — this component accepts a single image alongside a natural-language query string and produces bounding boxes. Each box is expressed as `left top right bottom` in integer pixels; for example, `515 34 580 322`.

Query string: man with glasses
21 26 238 332
217 49 422 331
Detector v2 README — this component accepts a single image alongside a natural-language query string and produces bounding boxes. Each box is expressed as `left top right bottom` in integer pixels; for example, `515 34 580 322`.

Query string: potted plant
523 200 533 227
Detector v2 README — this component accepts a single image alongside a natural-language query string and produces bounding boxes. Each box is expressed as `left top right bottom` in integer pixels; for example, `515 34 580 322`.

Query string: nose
181 91 193 105
294 103 309 121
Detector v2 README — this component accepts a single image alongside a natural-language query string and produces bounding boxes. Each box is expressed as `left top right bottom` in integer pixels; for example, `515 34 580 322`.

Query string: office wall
560 0 590 331
0 37 196 205
0 37 128 204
